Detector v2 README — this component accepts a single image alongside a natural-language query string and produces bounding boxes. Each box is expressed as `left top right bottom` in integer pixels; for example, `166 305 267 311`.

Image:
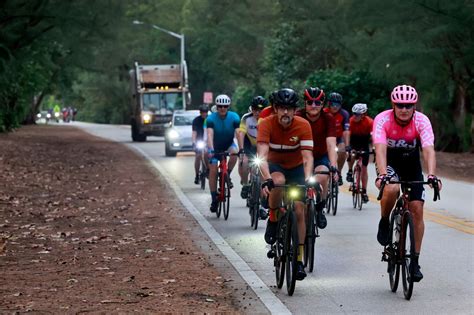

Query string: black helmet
328 92 343 105
198 104 209 112
268 90 277 105
304 87 325 102
250 96 268 109
273 88 299 107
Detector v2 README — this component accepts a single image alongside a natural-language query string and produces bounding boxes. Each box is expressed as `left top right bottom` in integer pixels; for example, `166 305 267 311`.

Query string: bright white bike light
196 141 205 149
307 176 316 184
252 156 264 166
289 188 299 199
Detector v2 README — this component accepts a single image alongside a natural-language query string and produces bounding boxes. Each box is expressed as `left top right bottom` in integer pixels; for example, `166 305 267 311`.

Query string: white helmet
352 103 367 114
215 94 231 106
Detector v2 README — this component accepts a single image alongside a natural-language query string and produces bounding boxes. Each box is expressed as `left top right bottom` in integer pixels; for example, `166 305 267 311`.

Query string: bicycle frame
378 179 440 300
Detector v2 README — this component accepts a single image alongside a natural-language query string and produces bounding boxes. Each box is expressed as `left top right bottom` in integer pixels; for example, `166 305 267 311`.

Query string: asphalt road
74 122 473 314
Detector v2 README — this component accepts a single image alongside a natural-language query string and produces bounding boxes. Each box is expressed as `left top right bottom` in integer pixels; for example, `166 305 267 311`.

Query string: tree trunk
22 91 46 125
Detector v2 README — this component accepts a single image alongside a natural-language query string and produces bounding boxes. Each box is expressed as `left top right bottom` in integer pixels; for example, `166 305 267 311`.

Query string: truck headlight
167 129 179 139
36 113 41 118
143 114 151 124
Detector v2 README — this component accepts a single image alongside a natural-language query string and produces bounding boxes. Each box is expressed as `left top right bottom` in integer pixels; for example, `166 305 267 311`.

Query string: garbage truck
129 61 190 141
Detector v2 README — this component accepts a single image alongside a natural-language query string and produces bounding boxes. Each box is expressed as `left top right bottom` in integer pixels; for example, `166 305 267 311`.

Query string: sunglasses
305 100 323 106
394 103 415 110
275 105 295 111
329 102 341 107
216 105 229 109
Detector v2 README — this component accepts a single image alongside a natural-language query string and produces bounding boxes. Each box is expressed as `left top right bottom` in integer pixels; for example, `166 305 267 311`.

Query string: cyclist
324 92 350 185
257 88 314 280
373 84 442 282
258 91 277 122
238 96 268 203
192 104 209 184
347 103 373 203
297 87 339 229
206 94 240 213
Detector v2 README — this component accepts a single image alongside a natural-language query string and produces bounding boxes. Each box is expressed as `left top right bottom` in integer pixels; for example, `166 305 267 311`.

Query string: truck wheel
165 142 177 157
131 121 147 142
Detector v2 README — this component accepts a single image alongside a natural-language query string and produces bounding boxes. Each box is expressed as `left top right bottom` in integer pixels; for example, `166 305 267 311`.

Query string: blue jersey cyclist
206 94 241 213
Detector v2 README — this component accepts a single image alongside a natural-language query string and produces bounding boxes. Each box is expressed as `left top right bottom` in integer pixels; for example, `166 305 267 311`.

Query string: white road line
131 146 291 315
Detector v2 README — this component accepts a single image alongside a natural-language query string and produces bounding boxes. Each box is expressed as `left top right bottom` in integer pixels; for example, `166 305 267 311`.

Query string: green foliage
1 0 472 151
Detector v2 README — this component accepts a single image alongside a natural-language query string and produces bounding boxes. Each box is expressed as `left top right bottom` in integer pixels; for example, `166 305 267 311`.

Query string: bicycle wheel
249 179 257 228
223 174 231 220
352 182 357 208
388 209 400 292
275 215 286 289
331 181 338 216
304 199 316 273
200 164 206 190
216 172 222 218
401 212 415 300
285 210 298 296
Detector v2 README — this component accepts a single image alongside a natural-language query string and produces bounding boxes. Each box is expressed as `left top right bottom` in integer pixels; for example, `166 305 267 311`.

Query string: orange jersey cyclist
346 103 374 203
373 85 442 282
257 88 314 281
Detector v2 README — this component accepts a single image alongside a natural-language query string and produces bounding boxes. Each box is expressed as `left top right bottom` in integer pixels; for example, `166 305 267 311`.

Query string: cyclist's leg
377 166 399 245
208 156 219 211
346 153 355 182
314 155 330 228
194 149 201 184
336 139 346 184
361 151 370 201
264 164 285 244
227 142 239 174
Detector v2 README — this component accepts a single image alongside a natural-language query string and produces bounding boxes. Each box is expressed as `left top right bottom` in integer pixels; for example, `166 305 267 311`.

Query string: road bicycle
379 179 440 300
349 150 374 210
303 174 325 273
267 183 313 296
326 170 339 216
247 155 263 229
214 151 236 220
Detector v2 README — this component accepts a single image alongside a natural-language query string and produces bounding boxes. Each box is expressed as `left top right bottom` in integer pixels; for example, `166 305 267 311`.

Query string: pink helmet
390 85 418 103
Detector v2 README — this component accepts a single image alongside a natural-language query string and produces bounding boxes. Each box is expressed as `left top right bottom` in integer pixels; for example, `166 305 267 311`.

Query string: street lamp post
132 20 185 70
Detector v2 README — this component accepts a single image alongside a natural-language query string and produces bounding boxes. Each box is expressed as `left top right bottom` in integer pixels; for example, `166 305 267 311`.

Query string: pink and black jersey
372 110 434 151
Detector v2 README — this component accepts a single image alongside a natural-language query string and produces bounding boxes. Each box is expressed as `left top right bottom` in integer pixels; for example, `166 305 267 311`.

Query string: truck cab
130 62 190 141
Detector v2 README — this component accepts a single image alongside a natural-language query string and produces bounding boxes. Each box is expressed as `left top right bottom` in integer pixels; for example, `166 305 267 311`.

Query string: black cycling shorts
269 163 305 202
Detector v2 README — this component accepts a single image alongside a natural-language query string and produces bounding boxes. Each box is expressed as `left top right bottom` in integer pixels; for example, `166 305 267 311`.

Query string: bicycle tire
388 209 400 292
223 174 231 220
275 215 286 289
249 178 257 228
331 181 338 216
304 199 316 273
352 183 357 208
200 166 206 190
285 210 298 296
401 211 415 300
216 171 222 218
357 189 362 210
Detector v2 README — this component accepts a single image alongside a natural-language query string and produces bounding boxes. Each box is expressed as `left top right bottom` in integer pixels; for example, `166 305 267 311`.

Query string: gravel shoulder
0 125 266 313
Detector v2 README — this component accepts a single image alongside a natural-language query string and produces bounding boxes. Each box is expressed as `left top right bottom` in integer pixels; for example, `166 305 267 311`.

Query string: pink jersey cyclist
372 109 434 202
373 109 434 150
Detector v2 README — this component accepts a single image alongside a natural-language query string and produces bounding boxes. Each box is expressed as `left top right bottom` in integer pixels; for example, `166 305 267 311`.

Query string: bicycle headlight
289 188 299 199
196 141 205 149
46 113 51 118
252 156 264 166
54 112 60 117
36 113 41 118
307 176 316 184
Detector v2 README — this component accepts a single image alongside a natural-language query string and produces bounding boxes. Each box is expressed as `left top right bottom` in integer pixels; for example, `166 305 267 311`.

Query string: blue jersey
206 111 240 151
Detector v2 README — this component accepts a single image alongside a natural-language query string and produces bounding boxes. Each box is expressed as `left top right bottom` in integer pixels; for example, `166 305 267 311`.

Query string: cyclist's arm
257 142 271 180
326 136 338 168
207 128 214 151
374 143 388 175
301 149 314 180
422 145 436 176
343 130 350 147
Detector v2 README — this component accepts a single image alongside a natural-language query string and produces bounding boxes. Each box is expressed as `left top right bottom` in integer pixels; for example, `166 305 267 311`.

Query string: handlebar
377 180 440 202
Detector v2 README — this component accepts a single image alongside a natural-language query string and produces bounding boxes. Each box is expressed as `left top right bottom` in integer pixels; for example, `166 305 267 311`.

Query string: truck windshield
142 93 184 113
